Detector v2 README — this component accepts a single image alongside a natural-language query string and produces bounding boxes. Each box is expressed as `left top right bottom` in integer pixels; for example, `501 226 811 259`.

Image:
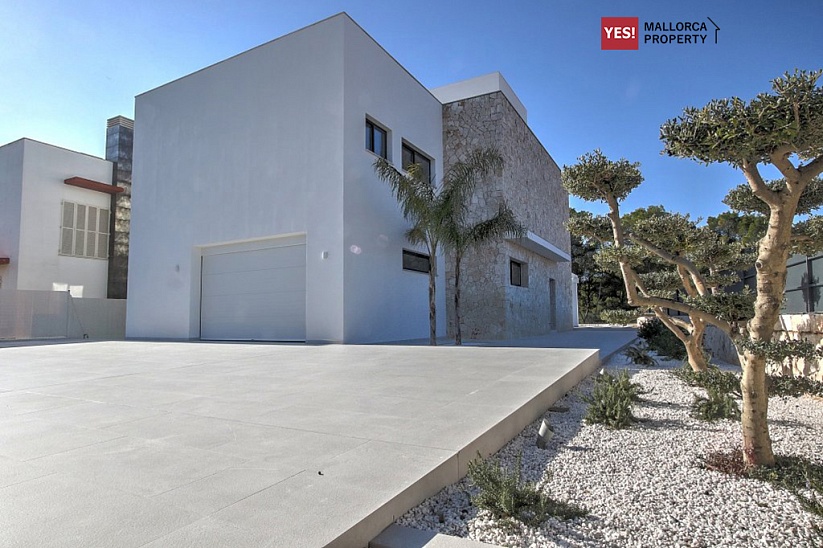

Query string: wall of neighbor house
341 17 446 343
14 140 113 299
442 91 573 340
127 15 348 341
0 140 25 291
106 117 133 300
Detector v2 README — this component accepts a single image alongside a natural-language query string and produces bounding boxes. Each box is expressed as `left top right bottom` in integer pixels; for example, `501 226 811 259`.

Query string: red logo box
601 17 639 50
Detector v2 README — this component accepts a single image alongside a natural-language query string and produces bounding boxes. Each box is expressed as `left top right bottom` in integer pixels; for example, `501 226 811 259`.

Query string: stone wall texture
441 91 572 340
105 117 133 300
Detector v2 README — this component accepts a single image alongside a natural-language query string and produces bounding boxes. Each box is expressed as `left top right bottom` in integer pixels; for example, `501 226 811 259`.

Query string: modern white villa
126 13 572 343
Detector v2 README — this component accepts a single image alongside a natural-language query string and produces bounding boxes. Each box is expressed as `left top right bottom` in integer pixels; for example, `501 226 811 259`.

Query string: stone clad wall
441 91 572 340
105 117 133 300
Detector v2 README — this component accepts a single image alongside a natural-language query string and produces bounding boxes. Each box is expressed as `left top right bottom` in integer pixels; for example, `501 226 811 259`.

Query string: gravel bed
397 354 823 547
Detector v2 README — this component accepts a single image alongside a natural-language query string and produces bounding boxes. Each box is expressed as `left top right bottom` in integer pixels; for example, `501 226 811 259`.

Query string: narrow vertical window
510 259 525 287
365 119 387 159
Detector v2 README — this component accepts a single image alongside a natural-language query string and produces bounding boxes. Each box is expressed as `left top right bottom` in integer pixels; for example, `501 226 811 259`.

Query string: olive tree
661 69 823 466
564 155 753 373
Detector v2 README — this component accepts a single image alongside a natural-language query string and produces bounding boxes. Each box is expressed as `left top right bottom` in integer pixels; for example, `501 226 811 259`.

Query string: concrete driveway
0 329 634 547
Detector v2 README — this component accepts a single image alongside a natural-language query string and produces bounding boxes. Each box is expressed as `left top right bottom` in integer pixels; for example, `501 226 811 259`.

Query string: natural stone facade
105 116 133 299
442 91 572 339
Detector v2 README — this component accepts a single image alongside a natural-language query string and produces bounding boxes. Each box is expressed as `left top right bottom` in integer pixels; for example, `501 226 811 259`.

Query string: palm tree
440 149 524 345
373 159 447 345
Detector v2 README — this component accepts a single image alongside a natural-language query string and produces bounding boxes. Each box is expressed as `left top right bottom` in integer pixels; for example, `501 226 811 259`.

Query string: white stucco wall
340 17 446 343
0 139 112 298
0 140 24 291
128 13 448 343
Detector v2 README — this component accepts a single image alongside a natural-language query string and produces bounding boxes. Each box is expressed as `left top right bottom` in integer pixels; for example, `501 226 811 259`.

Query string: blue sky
2 0 821 221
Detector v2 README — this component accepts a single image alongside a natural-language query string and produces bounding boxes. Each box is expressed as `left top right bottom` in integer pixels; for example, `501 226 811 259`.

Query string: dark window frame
510 259 525 287
401 143 432 183
365 119 388 159
402 249 431 274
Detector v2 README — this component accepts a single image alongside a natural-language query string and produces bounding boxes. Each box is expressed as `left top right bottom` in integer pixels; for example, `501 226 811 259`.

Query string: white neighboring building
0 139 119 299
127 13 445 343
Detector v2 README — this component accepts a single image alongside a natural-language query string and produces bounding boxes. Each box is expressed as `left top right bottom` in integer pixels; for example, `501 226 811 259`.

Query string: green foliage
467 452 587 526
723 177 823 216
637 318 687 360
738 337 823 365
683 289 756 323
766 374 823 397
623 345 658 367
567 209 613 243
582 370 642 429
661 69 823 166
638 270 683 292
571 231 631 324
671 363 742 398
594 245 647 271
707 211 768 246
561 149 643 203
691 388 741 422
792 215 823 255
599 309 639 325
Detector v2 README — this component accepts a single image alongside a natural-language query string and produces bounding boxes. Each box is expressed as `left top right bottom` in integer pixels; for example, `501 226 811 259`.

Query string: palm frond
465 203 525 247
373 157 435 223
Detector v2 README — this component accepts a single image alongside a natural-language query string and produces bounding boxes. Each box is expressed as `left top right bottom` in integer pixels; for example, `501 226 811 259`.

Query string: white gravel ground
398 353 823 547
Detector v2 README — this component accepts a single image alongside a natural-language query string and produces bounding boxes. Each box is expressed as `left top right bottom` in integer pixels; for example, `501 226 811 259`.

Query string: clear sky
2 0 821 221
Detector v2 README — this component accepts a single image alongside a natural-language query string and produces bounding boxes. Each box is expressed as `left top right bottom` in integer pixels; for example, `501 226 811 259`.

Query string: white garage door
200 243 306 341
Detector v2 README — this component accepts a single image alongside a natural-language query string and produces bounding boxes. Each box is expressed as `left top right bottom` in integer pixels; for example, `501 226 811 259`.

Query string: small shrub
467 452 586 526
637 317 665 341
582 370 642 429
767 374 823 398
600 309 640 325
671 363 742 397
623 345 658 367
636 317 687 360
691 388 741 422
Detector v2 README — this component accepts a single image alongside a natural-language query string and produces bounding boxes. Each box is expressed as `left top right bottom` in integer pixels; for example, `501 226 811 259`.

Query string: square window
403 249 431 274
402 143 432 183
510 259 527 287
366 119 388 159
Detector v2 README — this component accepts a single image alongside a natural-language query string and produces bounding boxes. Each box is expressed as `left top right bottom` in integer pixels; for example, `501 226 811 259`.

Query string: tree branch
799 155 823 182
741 160 780 207
769 145 801 183
630 234 709 295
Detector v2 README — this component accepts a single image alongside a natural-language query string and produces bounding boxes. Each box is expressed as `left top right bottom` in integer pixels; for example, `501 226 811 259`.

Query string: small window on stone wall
510 259 528 287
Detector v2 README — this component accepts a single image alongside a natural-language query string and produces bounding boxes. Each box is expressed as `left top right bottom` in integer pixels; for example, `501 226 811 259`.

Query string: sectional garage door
200 242 306 341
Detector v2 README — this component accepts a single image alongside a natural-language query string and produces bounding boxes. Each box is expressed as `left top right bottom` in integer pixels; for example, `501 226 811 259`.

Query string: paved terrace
0 327 635 547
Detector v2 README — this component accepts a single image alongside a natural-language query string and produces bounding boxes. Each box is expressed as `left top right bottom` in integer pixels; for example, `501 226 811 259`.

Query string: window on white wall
60 201 109 259
402 143 432 183
365 119 388 159
402 249 431 274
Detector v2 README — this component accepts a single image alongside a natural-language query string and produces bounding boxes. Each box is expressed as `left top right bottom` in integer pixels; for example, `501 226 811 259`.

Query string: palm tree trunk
454 252 463 345
428 267 437 346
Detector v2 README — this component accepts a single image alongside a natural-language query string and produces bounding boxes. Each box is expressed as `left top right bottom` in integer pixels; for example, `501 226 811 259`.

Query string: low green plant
467 452 587 526
623 344 658 367
671 363 742 398
582 370 642 429
766 374 823 398
636 318 687 360
691 388 741 422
